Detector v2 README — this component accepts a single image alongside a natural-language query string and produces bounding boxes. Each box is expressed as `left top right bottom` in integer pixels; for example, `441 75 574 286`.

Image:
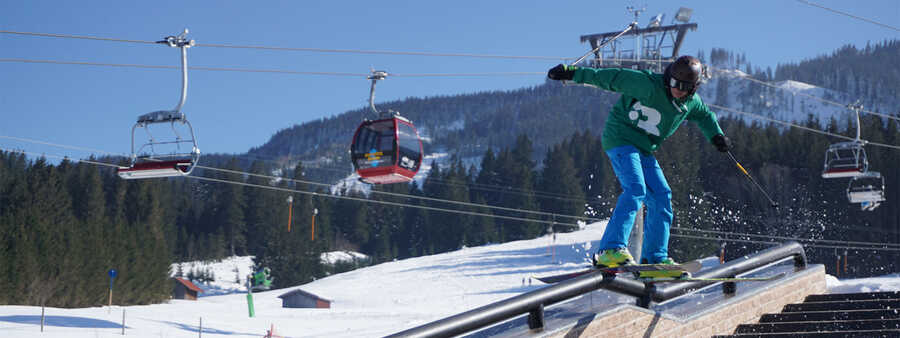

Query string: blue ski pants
599 145 673 264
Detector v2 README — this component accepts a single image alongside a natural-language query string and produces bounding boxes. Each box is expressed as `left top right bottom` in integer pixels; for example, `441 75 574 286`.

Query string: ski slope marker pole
727 151 778 208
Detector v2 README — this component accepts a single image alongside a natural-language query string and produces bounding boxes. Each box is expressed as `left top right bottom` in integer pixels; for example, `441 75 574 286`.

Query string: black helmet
664 55 702 96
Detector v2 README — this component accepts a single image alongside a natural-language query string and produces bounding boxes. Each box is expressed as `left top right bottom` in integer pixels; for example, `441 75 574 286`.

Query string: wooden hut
278 289 331 308
173 277 204 300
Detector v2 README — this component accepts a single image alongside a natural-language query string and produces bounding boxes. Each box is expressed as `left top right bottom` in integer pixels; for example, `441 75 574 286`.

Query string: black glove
711 134 731 152
547 64 576 81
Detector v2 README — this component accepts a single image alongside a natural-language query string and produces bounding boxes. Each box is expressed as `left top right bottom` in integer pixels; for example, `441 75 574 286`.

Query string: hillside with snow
701 66 894 129
2 220 898 338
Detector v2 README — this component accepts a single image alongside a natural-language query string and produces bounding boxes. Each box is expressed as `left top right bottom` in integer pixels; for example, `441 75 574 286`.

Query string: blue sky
2 0 898 161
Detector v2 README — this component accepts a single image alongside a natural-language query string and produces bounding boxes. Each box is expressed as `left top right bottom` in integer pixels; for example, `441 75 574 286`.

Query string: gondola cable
3 144 899 252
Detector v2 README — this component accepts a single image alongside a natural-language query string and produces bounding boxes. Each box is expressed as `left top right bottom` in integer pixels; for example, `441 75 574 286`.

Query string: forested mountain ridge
703 41 900 130
248 41 900 184
244 82 619 183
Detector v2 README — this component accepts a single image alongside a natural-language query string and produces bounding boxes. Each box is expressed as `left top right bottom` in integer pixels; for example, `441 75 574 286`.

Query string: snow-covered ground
1 220 897 338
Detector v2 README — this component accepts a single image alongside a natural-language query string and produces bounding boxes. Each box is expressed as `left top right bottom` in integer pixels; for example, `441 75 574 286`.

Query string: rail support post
527 304 545 330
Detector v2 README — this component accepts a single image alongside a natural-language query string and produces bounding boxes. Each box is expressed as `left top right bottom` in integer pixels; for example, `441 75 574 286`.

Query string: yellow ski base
638 269 690 278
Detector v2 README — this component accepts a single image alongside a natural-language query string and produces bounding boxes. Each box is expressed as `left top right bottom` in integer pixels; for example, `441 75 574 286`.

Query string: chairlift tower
579 7 697 72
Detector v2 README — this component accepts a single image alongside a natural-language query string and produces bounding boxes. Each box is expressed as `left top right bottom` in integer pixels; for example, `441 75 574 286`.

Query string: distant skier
547 56 731 268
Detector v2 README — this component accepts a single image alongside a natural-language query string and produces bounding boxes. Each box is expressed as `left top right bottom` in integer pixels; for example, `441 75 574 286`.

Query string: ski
640 272 786 284
532 260 702 284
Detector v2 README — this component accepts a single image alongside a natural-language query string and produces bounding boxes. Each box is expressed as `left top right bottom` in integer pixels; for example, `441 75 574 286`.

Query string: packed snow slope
1 220 897 338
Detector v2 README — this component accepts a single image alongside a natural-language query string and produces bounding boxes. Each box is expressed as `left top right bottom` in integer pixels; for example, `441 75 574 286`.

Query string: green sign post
246 279 255 317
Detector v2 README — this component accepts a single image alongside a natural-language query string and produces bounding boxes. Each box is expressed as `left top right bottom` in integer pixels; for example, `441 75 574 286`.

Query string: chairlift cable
197 165 599 223
674 227 900 248
0 133 609 211
0 58 542 77
795 0 900 32
0 135 123 156
10 134 889 242
0 135 595 223
0 30 159 44
197 42 568 61
0 30 567 61
5 58 894 123
671 233 900 252
711 65 900 123
3 56 895 122
5 29 898 120
0 132 599 222
5 144 900 253
708 103 900 150
232 151 607 206
0 145 586 227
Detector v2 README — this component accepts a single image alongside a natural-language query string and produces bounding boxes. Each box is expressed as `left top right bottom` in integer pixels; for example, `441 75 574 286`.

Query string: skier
547 55 731 268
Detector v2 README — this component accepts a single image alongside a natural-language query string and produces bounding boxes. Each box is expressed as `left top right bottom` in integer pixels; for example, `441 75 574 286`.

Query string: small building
278 289 331 308
173 277 204 300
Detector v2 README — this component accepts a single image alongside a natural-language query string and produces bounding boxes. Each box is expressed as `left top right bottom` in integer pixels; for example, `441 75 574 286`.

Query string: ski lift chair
118 30 200 179
117 110 200 179
822 102 870 179
847 171 885 211
821 141 868 179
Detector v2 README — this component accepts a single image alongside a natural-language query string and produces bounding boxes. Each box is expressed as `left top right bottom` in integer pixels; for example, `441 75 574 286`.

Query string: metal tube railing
653 241 806 301
386 271 648 338
387 241 807 338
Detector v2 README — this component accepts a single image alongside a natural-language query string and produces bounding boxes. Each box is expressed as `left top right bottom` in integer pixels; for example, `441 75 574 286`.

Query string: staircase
714 291 900 337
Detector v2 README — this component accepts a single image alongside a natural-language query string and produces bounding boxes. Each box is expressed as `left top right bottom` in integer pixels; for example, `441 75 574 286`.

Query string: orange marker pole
287 196 293 232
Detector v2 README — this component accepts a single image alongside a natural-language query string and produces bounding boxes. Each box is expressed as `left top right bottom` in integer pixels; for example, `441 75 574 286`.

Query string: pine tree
218 157 247 256
538 144 584 232
68 160 110 306
243 160 280 257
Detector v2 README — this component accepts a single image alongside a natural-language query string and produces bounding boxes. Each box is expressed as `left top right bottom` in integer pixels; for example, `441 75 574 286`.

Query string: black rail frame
387 241 807 338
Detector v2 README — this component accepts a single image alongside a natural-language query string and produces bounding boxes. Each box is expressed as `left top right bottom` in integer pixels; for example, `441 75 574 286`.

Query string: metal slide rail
387 241 807 338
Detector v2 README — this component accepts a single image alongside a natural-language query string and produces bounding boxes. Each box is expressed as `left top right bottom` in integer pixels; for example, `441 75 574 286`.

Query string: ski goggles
668 77 698 92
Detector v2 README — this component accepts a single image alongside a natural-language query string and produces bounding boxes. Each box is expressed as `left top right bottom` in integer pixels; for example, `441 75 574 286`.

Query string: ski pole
570 22 638 66
727 151 779 208
561 22 637 86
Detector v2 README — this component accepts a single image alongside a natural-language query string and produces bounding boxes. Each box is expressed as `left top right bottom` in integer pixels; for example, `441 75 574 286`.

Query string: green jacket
572 67 723 154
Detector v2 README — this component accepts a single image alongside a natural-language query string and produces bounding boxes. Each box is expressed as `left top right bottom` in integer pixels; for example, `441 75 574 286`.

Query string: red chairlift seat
821 141 868 179
350 115 423 184
117 110 200 180
117 159 192 179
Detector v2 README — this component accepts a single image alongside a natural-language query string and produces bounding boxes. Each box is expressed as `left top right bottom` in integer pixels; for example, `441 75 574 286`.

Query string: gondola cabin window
397 121 422 172
353 119 396 170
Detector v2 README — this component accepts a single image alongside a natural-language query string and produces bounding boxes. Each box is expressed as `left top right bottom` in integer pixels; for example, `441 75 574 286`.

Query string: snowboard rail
386 241 809 337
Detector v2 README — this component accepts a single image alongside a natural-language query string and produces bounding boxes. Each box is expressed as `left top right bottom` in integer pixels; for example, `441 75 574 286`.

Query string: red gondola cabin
350 116 423 184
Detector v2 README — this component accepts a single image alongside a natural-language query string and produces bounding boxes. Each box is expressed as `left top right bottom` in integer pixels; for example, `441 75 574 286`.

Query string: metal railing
387 241 807 338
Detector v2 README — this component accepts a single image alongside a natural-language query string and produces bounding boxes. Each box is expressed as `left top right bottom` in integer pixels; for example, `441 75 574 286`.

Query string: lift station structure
579 7 698 72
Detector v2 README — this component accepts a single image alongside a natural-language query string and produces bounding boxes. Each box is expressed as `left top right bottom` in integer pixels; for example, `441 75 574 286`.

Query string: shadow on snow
0 315 125 329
